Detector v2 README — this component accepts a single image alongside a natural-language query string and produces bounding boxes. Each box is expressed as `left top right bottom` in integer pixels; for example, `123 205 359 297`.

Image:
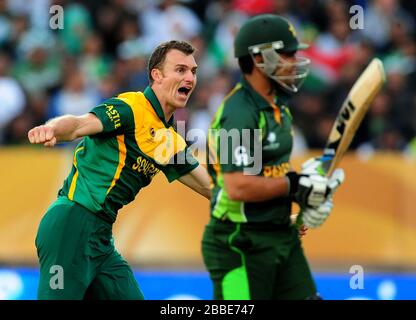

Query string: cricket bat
296 58 385 228
320 58 386 176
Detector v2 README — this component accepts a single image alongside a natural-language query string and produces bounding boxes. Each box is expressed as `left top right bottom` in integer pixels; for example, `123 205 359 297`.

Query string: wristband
285 172 301 196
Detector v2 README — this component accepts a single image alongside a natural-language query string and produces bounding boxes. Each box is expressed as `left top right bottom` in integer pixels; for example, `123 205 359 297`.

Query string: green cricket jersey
58 87 198 223
207 77 294 224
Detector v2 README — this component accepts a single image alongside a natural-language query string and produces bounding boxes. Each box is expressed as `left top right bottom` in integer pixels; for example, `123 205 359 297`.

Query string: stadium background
0 0 416 300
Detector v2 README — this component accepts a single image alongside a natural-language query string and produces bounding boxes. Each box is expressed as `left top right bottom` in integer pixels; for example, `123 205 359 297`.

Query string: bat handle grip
294 211 304 229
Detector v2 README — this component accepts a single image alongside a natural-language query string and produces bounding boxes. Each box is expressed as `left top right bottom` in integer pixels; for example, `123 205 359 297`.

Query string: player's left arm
178 164 211 200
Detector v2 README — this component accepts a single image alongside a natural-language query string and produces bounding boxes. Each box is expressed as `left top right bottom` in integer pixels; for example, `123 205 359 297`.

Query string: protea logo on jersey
105 105 121 129
132 156 160 179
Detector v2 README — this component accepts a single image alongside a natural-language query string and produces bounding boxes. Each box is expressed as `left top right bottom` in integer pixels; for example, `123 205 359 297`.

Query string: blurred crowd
0 0 415 157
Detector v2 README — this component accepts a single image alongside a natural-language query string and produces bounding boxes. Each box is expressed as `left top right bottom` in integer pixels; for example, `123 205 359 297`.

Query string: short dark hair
148 40 196 84
238 55 255 74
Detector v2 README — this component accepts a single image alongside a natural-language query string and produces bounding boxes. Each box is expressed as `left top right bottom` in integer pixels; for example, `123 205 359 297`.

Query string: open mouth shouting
177 86 192 100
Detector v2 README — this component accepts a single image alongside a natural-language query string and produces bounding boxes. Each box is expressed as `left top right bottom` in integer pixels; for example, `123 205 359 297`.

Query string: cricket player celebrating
28 40 211 299
202 14 345 300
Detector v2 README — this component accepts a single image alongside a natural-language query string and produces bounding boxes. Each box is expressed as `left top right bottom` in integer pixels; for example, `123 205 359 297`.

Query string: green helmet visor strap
248 41 310 93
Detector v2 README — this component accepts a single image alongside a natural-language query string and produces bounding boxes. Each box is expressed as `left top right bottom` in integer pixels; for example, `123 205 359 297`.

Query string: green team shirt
208 77 294 224
58 86 198 223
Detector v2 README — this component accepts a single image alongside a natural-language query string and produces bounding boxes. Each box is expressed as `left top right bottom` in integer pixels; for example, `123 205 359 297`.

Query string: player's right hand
28 125 57 147
296 174 329 208
298 156 345 202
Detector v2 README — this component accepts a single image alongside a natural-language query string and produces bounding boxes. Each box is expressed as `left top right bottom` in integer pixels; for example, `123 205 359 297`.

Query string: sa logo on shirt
145 127 156 144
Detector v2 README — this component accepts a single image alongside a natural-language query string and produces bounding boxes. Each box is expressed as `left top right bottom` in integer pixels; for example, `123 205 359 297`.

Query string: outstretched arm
178 164 211 200
28 113 103 147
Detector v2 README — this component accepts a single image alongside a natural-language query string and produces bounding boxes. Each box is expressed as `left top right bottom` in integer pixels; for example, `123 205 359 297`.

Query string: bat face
321 99 358 174
323 100 356 155
296 59 385 229
321 58 386 176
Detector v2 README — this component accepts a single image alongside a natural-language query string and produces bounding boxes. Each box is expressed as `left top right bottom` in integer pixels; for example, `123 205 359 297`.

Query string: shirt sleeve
89 97 136 135
161 147 199 182
217 102 260 173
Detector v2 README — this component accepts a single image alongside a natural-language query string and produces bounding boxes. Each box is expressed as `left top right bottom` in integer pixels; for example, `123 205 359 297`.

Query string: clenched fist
28 125 57 147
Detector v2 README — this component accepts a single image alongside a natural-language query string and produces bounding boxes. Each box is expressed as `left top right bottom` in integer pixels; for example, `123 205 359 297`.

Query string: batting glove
302 196 334 229
296 174 329 208
327 168 345 196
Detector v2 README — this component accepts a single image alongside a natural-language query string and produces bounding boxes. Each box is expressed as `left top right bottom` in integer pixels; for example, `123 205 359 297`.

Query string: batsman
202 14 345 300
